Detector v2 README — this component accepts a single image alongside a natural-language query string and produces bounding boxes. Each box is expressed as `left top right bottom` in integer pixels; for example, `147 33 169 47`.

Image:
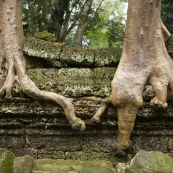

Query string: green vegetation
22 0 127 48
0 149 15 173
161 0 173 34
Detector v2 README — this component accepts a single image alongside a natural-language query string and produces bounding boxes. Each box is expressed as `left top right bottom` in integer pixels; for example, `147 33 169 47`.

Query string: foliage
22 0 127 48
22 0 51 35
83 0 126 48
161 0 173 34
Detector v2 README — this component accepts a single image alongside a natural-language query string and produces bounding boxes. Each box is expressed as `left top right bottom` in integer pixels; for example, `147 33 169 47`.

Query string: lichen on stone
32 159 116 173
23 37 62 67
60 46 94 67
94 47 121 67
93 67 116 97
57 68 94 97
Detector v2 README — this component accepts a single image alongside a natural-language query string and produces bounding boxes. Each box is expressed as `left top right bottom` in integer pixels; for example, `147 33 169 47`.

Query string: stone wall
0 37 173 165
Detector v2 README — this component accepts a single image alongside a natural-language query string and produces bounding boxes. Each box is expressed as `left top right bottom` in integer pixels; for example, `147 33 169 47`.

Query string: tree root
0 59 15 99
111 140 132 156
70 96 110 123
150 97 168 108
69 96 104 103
0 75 15 99
21 76 87 132
91 98 109 123
0 42 86 132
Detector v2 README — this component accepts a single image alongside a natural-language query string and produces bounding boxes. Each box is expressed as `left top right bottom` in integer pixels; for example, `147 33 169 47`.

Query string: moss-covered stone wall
23 37 121 68
0 36 173 164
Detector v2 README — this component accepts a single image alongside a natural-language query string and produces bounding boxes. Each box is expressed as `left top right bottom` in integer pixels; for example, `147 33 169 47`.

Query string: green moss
23 37 62 67
33 159 116 173
34 30 56 41
0 148 16 173
142 85 155 101
33 159 83 172
93 67 116 97
14 155 34 173
60 46 94 67
57 68 94 97
23 37 122 67
27 68 59 92
94 47 121 67
126 150 173 173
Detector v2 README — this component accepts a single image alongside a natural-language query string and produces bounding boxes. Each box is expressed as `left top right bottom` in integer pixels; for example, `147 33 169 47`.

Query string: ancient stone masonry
23 37 121 68
1 0 173 167
0 34 173 163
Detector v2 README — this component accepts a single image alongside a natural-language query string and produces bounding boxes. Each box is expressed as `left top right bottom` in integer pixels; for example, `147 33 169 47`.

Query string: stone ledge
23 37 121 68
23 35 173 68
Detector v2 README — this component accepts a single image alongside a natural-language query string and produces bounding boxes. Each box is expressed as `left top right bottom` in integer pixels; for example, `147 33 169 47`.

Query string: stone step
31 159 115 173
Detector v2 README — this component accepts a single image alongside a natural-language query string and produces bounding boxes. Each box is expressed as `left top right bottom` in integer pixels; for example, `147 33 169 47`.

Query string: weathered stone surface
0 69 173 163
23 37 121 68
116 163 129 173
0 35 173 166
26 68 95 97
23 35 173 68
94 47 121 67
56 68 94 97
14 155 34 173
32 159 116 173
1 97 173 164
27 67 115 97
60 46 94 67
0 148 15 173
94 67 116 97
125 150 173 173
23 37 62 67
0 101 173 166
0 67 167 99
27 68 59 93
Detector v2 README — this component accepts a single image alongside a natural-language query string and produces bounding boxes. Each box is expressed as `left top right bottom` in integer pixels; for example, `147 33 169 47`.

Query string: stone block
56 68 94 97
0 148 15 173
93 67 115 97
125 150 173 173
23 37 62 67
60 46 94 67
94 47 121 67
32 159 116 173
14 155 34 173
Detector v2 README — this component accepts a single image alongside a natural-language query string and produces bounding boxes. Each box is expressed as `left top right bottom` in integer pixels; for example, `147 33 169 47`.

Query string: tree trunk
51 0 70 42
28 1 39 34
73 0 93 47
0 0 85 132
92 0 172 151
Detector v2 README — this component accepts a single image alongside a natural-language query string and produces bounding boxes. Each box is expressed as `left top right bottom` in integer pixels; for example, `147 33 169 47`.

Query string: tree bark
50 0 70 42
73 0 93 47
0 0 85 132
92 0 172 151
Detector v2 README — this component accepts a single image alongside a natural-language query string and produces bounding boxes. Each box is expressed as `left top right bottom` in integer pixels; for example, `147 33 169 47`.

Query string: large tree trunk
92 0 172 152
0 0 85 132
